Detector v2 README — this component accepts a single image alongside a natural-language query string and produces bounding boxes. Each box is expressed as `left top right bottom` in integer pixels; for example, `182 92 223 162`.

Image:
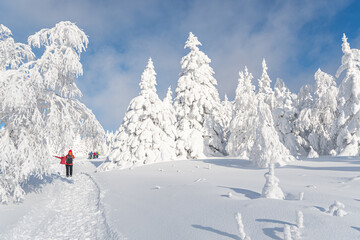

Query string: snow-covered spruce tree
334 34 360 156
294 84 315 155
226 67 258 158
100 58 177 170
28 21 105 156
250 98 295 168
257 58 275 110
174 32 225 159
0 25 49 203
261 164 285 199
273 78 301 156
220 94 234 148
304 69 338 155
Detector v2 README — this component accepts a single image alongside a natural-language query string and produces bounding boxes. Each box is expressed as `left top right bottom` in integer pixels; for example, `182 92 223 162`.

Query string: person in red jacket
65 150 75 177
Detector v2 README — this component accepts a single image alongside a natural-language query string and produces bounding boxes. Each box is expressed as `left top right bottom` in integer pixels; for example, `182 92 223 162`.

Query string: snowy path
1 160 120 240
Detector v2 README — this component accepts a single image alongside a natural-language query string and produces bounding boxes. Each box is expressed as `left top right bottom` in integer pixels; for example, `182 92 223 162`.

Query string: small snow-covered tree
235 213 251 240
174 32 225 159
250 99 295 168
327 201 348 217
100 58 177 170
334 34 360 156
227 67 258 158
261 164 285 199
273 78 300 156
28 21 105 156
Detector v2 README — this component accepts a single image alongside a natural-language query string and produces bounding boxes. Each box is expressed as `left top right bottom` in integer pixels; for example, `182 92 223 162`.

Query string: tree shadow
23 174 72 194
200 158 258 170
351 226 360 232
192 224 240 240
219 186 261 199
90 160 103 168
262 227 283 240
256 218 294 226
313 206 326 213
284 165 360 172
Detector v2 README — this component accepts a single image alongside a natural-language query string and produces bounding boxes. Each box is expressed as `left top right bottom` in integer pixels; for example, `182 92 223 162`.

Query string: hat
68 150 72 154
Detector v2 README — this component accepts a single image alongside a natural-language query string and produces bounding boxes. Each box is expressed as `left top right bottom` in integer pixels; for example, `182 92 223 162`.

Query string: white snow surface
1 156 359 239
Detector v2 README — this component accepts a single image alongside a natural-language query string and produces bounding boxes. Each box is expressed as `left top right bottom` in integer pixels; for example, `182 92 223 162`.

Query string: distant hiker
88 152 93 159
93 151 96 159
65 150 75 177
96 152 99 158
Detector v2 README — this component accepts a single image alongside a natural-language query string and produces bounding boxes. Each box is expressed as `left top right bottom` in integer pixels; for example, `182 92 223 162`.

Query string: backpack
66 155 73 164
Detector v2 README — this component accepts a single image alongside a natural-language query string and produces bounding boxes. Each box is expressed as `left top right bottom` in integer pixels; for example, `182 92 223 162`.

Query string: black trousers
66 165 73 177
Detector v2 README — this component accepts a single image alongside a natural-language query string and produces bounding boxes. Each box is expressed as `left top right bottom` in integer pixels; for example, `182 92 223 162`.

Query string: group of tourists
88 151 99 159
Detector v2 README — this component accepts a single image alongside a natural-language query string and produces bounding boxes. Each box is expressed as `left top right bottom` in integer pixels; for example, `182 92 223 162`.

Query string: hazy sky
1 0 360 131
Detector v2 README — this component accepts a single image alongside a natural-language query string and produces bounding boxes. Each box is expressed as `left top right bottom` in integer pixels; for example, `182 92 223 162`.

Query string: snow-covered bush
261 164 285 199
100 58 177 170
327 201 348 217
307 146 319 158
174 32 225 159
235 213 251 240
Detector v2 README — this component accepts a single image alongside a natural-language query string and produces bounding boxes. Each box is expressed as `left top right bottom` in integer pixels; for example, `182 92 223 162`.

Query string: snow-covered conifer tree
28 21 105 156
257 59 275 110
334 34 360 156
261 164 285 199
294 84 315 155
305 69 338 154
273 78 300 156
220 94 234 149
174 32 224 159
100 58 177 170
250 99 295 168
227 67 258 158
0 26 49 202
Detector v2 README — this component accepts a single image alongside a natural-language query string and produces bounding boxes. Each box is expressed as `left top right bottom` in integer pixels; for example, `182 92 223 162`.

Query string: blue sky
0 0 360 131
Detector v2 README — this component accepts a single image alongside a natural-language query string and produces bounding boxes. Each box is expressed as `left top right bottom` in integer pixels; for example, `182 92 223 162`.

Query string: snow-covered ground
0 156 359 240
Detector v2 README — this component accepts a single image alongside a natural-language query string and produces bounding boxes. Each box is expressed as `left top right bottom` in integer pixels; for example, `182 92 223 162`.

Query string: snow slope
95 157 360 240
0 156 359 240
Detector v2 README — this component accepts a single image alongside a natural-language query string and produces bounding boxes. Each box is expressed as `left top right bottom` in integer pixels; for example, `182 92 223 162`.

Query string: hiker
93 151 96 159
65 150 75 177
88 152 93 159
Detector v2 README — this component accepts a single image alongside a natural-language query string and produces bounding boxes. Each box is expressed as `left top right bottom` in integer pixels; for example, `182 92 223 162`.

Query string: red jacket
55 156 67 165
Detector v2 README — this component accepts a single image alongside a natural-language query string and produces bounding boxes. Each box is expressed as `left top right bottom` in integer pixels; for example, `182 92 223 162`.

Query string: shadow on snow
192 224 240 240
22 174 73 195
218 186 261 199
